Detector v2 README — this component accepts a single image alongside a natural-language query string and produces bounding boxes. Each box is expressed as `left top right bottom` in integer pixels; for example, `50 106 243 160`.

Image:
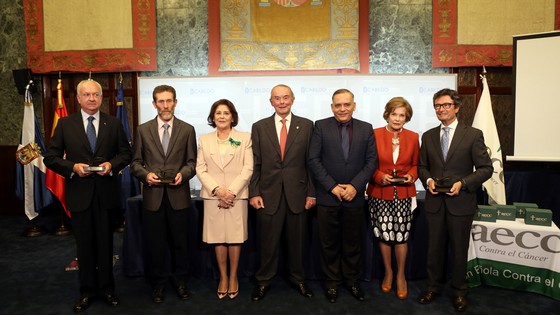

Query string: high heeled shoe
217 280 228 300
217 290 228 300
396 279 408 300
228 280 239 299
380 276 392 293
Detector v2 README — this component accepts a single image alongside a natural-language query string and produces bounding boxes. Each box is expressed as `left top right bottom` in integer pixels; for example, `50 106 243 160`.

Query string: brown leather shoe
454 296 468 312
418 291 438 304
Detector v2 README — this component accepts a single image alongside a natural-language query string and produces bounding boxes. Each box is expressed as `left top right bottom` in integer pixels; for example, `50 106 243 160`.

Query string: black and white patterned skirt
368 188 413 244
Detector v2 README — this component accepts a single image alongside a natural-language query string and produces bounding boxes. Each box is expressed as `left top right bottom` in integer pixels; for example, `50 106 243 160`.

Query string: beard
158 110 174 121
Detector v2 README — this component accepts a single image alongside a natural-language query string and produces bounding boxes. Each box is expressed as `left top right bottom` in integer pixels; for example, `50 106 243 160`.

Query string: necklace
392 137 400 145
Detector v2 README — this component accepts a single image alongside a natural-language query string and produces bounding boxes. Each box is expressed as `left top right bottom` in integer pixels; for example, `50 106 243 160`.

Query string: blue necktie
162 123 170 155
86 116 96 152
441 126 450 160
340 122 349 160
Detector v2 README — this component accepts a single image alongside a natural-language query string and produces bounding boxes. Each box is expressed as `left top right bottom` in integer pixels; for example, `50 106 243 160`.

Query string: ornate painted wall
1 0 438 145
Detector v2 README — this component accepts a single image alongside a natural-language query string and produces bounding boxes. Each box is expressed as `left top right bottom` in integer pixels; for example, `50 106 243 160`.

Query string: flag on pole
45 79 69 217
14 83 53 220
115 75 139 210
472 72 507 205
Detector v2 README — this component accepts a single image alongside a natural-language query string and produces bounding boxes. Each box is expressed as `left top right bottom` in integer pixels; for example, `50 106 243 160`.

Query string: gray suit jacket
131 117 197 211
418 122 493 215
249 114 315 215
308 117 377 208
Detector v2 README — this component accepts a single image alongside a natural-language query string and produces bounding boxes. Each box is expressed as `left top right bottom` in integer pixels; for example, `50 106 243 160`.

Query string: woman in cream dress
196 99 253 300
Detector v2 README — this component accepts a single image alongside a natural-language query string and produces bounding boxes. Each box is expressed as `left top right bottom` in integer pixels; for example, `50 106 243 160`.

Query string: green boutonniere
228 137 241 148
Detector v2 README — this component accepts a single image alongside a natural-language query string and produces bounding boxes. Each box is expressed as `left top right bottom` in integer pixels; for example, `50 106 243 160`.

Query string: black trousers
142 189 190 288
317 204 364 289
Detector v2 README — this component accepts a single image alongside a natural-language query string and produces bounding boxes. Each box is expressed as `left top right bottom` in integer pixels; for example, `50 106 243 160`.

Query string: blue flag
116 77 140 209
15 87 53 220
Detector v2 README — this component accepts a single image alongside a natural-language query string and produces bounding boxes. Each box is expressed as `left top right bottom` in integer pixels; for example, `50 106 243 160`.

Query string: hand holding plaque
156 168 176 184
434 177 452 193
389 169 408 185
84 157 106 172
84 165 105 172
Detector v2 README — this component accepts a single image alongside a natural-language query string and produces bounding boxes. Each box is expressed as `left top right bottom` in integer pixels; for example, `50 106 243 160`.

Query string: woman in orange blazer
196 99 253 300
366 97 419 300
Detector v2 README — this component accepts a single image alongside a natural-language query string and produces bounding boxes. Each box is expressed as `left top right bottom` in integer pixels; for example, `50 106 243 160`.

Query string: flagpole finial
88 72 92 80
25 80 34 92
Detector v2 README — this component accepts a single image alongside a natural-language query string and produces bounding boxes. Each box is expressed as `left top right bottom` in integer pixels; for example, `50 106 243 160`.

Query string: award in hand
84 157 106 172
156 168 175 184
434 177 452 193
389 169 407 184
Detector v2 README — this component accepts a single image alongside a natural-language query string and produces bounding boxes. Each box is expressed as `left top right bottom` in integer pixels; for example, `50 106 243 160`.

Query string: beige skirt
202 199 248 244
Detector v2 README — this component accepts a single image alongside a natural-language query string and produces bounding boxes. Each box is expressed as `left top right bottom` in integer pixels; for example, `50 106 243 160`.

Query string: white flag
472 75 506 205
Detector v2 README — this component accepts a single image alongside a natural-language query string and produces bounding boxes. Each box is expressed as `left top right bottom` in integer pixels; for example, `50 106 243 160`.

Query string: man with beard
131 85 197 303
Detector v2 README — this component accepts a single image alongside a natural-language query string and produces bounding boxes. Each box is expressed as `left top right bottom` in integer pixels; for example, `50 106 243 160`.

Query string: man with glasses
131 85 197 304
44 79 132 312
417 88 493 312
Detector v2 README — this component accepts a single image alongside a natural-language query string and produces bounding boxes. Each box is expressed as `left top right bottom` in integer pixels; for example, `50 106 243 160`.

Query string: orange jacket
366 127 419 200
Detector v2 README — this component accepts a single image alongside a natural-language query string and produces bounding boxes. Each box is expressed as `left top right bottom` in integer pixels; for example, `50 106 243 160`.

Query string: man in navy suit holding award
417 88 492 312
308 88 377 303
44 79 132 313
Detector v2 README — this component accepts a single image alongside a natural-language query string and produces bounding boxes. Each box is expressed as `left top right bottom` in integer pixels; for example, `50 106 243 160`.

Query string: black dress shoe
454 296 468 312
103 294 120 307
176 285 192 300
294 283 314 298
325 288 337 303
346 284 365 301
73 296 91 313
152 287 165 304
418 290 438 304
251 285 267 301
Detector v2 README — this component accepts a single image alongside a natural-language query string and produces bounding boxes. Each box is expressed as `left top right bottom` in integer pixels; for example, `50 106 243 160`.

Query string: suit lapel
221 129 236 168
148 118 165 157
446 123 466 161
167 119 181 156
95 113 109 155
209 130 236 169
327 118 345 159
284 115 302 157
264 115 282 158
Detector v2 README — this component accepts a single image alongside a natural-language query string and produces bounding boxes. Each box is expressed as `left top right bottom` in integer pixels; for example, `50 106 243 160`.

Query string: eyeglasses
433 102 454 110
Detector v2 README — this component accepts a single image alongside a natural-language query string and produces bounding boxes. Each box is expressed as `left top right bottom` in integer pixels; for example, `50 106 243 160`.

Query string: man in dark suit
308 88 377 303
130 85 197 303
417 88 493 312
44 79 132 312
249 84 316 301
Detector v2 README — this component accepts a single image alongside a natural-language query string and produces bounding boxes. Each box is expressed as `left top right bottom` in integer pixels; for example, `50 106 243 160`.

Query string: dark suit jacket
308 117 377 208
249 114 315 215
131 117 197 211
44 111 132 212
418 122 493 215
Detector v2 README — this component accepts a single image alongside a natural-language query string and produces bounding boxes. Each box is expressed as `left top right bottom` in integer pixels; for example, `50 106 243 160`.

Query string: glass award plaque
156 169 175 184
434 177 452 193
84 166 105 172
